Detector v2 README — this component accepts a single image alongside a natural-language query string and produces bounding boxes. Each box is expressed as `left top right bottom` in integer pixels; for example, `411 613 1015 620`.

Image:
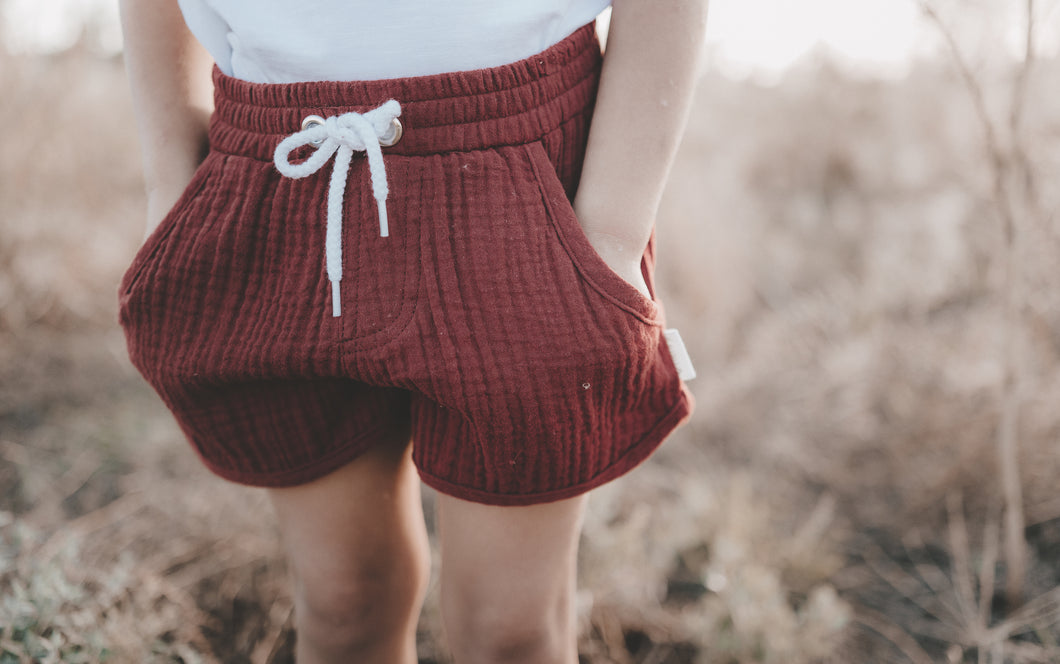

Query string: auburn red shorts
118 22 693 506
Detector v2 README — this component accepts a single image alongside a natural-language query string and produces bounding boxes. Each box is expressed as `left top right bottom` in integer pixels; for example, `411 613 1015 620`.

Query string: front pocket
338 154 421 347
524 141 661 326
119 153 218 297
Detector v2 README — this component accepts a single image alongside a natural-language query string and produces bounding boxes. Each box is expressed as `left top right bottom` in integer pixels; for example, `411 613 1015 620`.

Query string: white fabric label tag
663 328 696 381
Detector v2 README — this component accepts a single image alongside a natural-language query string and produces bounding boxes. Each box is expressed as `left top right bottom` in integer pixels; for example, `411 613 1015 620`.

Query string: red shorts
118 22 693 506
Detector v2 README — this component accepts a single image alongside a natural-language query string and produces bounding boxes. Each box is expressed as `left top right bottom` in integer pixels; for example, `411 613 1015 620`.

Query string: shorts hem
416 387 693 506
194 434 383 489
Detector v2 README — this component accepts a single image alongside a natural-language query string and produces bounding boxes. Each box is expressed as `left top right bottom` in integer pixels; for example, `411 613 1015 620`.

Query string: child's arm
575 0 709 297
119 0 213 237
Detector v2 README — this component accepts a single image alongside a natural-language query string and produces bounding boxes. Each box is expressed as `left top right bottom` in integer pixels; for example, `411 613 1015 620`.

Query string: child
117 1 706 661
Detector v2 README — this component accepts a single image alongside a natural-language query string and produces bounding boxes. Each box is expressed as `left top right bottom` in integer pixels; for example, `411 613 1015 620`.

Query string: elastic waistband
208 22 602 161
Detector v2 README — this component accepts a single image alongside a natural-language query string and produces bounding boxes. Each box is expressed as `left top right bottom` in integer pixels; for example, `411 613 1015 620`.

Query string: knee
444 602 573 664
294 553 430 650
476 619 562 663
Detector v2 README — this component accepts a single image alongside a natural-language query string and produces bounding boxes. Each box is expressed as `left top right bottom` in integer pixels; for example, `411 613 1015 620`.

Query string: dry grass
3 10 1060 661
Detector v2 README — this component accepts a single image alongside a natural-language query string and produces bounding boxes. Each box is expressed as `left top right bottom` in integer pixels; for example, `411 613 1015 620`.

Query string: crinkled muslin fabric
118 22 693 506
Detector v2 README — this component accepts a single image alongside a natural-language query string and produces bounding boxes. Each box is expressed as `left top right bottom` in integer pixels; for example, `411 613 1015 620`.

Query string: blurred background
3 0 1060 662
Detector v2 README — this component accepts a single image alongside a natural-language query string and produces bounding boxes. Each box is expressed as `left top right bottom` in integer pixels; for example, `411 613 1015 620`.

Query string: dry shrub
578 470 850 663
660 59 1012 530
660 49 1060 529
0 46 143 337
0 511 207 663
650 5 1060 657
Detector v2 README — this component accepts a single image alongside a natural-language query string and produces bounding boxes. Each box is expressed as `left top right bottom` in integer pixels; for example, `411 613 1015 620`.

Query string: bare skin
437 494 587 664
118 0 212 237
268 436 429 664
579 0 710 299
120 0 707 660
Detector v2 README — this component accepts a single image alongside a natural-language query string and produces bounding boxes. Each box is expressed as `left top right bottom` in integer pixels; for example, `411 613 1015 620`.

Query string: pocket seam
120 156 217 297
524 142 662 327
339 157 422 349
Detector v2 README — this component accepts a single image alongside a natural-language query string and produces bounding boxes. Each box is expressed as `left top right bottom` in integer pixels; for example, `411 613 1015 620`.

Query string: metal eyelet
301 114 402 147
379 118 403 147
301 115 326 145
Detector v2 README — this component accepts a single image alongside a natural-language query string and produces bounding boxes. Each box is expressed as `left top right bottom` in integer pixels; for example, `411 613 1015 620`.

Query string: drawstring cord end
377 197 389 237
331 280 341 318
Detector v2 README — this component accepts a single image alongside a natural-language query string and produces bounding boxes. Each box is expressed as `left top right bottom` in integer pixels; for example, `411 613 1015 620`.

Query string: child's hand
582 228 652 301
143 170 196 240
144 187 181 240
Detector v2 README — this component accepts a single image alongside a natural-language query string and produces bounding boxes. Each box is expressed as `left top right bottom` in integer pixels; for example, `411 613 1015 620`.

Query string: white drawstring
273 100 402 317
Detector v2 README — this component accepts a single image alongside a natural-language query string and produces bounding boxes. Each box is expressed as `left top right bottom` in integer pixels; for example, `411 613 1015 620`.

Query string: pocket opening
119 154 218 297
524 141 662 326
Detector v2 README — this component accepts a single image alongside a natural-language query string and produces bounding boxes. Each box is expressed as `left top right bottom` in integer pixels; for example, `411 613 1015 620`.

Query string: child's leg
267 431 429 664
437 493 587 664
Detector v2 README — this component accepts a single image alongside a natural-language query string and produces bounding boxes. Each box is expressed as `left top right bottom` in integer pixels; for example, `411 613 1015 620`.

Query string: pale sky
706 0 928 78
1 0 1050 78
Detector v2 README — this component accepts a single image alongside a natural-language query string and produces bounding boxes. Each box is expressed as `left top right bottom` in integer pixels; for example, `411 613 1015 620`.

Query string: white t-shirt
177 0 611 83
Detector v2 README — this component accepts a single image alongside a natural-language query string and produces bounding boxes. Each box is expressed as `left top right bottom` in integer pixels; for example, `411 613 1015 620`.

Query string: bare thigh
267 436 430 661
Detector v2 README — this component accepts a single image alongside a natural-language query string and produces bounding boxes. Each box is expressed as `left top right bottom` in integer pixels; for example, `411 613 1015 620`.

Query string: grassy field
2 20 1060 664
